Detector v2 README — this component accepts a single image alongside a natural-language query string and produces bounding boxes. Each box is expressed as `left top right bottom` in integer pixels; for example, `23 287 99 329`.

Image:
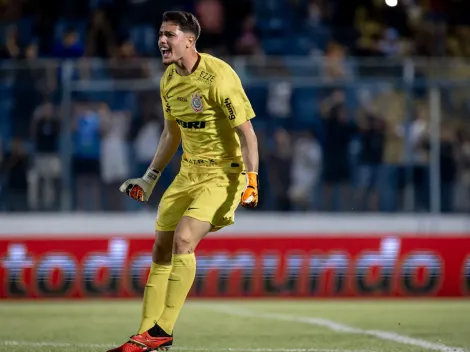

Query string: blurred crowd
1 0 470 213
3 0 470 58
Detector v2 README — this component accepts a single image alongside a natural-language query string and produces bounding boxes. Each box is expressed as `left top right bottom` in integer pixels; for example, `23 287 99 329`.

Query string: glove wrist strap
246 171 258 187
142 168 161 185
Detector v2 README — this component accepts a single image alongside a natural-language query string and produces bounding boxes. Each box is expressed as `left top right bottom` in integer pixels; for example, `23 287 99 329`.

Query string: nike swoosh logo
187 207 198 210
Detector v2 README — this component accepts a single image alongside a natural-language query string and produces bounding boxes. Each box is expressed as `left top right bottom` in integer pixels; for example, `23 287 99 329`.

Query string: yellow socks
138 262 172 334
157 253 196 334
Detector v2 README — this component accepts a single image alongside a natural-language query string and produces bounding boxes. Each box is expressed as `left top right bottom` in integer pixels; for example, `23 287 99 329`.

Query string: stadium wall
0 213 469 299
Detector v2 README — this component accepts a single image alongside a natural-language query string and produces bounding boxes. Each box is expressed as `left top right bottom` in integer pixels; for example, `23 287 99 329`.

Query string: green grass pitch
0 299 469 352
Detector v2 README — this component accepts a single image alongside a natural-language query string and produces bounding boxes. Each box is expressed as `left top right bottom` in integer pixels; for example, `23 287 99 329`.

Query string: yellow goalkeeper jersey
160 53 255 173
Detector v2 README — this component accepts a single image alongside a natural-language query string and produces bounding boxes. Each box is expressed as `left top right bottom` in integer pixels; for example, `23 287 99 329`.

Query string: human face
158 21 193 65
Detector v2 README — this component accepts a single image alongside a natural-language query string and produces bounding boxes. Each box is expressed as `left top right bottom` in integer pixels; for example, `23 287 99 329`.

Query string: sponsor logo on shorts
176 118 206 129
224 98 236 120
190 92 204 113
185 158 217 166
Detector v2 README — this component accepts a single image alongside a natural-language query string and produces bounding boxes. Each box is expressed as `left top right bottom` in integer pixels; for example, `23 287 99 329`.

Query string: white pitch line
205 306 468 352
0 341 373 352
207 306 468 352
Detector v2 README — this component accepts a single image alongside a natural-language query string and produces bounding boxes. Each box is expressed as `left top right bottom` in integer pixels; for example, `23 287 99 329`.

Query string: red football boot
106 337 146 352
107 325 173 352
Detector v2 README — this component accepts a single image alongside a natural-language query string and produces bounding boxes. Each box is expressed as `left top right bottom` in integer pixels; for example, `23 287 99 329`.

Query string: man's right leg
138 231 174 333
107 231 174 352
107 171 192 351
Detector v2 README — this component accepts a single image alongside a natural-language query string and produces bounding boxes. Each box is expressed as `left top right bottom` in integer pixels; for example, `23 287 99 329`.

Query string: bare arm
149 118 181 172
235 120 259 173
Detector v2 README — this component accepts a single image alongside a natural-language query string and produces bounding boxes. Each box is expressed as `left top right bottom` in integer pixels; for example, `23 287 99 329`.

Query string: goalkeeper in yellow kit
108 10 259 352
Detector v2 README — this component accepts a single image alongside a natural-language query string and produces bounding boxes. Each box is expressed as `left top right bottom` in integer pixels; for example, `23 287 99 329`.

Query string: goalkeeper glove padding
241 171 259 208
119 168 161 202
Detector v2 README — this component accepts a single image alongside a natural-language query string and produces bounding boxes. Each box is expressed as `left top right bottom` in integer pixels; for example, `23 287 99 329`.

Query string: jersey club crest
190 92 204 113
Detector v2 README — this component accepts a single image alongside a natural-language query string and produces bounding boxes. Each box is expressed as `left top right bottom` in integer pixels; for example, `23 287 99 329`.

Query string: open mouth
161 48 172 59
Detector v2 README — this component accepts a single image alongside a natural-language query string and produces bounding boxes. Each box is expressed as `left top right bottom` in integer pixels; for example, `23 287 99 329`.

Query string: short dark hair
162 11 201 40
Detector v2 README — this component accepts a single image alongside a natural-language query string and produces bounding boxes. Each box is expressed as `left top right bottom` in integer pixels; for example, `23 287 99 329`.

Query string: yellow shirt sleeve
160 75 175 121
212 69 255 128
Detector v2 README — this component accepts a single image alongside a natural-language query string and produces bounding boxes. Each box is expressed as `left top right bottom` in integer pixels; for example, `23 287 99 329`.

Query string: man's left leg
153 216 210 334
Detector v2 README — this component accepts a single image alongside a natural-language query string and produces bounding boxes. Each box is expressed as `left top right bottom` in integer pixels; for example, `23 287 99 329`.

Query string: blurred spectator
266 128 293 212
110 40 146 79
132 114 162 210
85 9 115 58
117 40 138 60
380 93 406 213
109 40 155 123
0 25 21 59
235 15 263 56
24 41 39 59
356 106 386 211
195 0 227 54
306 0 325 27
377 28 405 57
355 20 383 57
133 115 161 180
29 100 61 211
100 104 131 211
0 138 29 212
196 0 224 35
355 36 380 57
320 90 356 211
267 81 292 120
395 105 429 211
288 130 322 211
72 102 103 211
52 27 85 59
323 42 350 81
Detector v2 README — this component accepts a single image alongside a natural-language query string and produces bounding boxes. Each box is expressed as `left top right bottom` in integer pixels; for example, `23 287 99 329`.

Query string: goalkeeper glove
241 171 259 208
119 168 161 202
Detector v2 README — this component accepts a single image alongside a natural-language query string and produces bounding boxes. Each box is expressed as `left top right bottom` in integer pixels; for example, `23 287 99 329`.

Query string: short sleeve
212 70 255 128
160 76 175 121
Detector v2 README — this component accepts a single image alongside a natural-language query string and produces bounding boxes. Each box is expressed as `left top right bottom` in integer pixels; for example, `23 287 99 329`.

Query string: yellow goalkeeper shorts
155 169 246 232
